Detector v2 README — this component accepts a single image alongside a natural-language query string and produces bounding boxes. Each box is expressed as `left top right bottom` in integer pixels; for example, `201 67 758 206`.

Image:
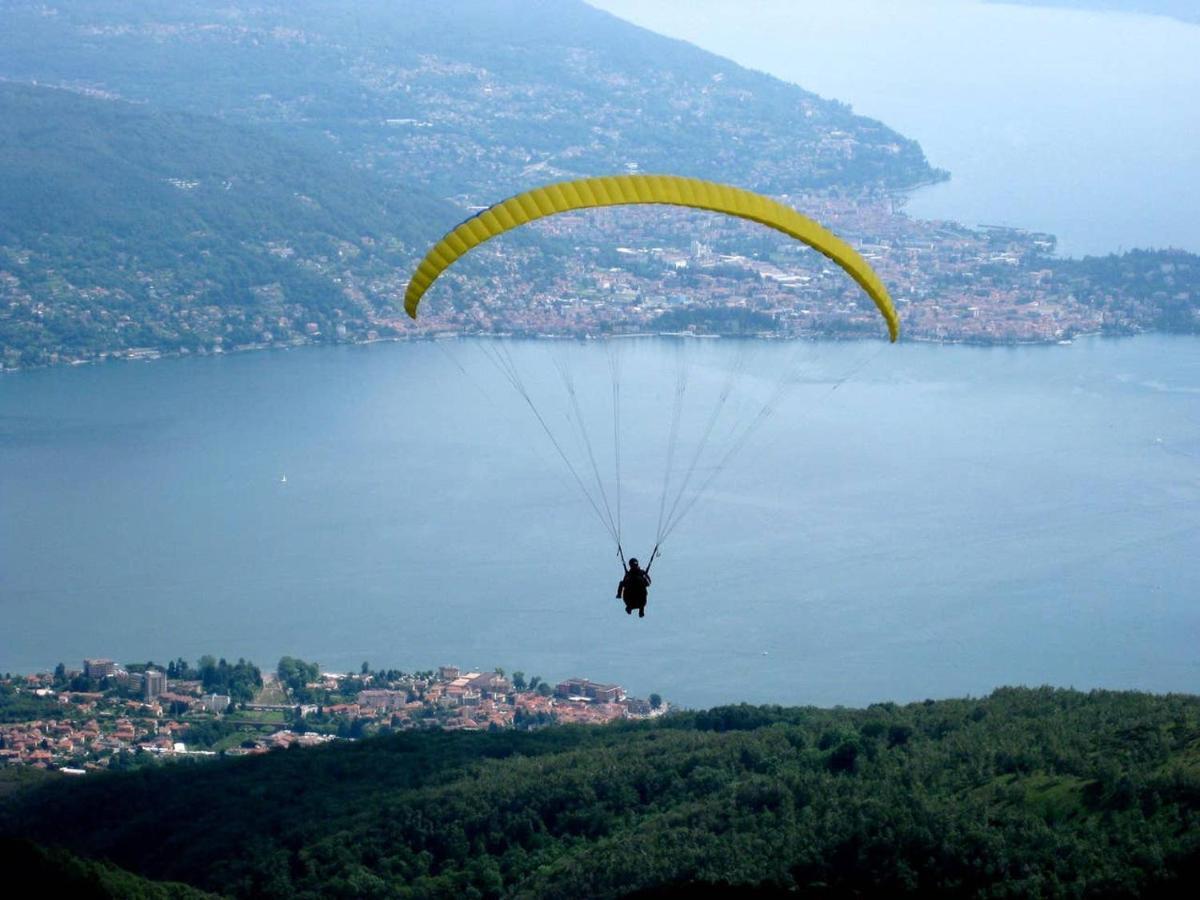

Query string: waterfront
2 336 1198 707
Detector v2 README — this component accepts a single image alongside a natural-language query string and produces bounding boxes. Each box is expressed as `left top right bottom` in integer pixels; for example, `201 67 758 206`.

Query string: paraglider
405 175 899 616
405 174 899 343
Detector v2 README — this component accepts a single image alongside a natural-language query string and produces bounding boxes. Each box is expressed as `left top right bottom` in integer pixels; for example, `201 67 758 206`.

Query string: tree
277 657 320 702
887 724 913 748
361 661 370 675
512 671 527 691
494 667 505 678
53 663 66 685
829 741 859 774
537 682 552 697
650 693 662 710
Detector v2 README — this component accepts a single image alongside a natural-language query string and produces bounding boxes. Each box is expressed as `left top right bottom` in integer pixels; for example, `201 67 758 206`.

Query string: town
6 186 1195 372
376 194 1147 345
0 656 666 773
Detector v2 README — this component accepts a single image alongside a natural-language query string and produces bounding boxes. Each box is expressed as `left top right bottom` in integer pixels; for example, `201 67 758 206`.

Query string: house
554 678 625 703
357 690 407 711
466 672 511 698
83 659 116 679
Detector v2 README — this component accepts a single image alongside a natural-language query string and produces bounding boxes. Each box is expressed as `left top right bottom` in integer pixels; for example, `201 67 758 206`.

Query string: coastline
0 325 1168 376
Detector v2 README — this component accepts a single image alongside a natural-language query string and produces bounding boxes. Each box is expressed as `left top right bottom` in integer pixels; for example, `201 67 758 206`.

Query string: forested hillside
4 688 1199 897
0 82 455 366
0 0 940 199
0 0 943 368
1 1 1193 363
0 838 216 899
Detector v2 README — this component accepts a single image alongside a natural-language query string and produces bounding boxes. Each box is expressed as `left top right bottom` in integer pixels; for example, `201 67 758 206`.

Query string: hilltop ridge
0 0 941 199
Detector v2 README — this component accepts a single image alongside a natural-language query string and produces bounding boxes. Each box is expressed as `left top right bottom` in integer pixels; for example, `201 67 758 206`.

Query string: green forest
4 687 1198 898
0 82 454 367
0 837 215 899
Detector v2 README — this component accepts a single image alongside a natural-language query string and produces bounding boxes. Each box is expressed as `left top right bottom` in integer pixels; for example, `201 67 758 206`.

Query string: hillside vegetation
0 82 455 366
0 0 943 368
0 0 941 198
4 687 1199 898
0 837 216 899
0 1 1195 361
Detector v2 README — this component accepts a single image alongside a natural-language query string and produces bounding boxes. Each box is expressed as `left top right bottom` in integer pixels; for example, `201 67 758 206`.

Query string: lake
2 336 1198 707
591 0 1200 257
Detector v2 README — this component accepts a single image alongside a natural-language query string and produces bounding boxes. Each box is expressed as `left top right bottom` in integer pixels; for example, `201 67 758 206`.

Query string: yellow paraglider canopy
404 174 899 341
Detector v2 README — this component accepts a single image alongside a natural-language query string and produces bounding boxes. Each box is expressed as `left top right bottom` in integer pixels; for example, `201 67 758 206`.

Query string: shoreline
1 326 1176 375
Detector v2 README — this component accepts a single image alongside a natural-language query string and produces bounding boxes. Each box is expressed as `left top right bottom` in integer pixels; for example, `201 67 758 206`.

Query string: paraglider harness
617 544 656 614
618 543 659 577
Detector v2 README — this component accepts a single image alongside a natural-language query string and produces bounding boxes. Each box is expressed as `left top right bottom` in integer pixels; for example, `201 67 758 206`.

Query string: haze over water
591 0 1200 257
3 336 1198 707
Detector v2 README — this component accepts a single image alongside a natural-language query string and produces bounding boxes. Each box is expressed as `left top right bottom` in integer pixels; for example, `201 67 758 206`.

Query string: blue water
591 0 1200 257
2 336 1198 707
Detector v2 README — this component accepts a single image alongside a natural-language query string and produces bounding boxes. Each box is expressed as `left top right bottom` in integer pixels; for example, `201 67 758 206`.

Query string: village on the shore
384 194 1106 345
9 186 1192 373
0 657 666 773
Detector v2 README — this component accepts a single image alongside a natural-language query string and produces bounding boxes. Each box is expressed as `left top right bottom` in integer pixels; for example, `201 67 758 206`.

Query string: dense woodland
0 837 214 899
3 687 1198 898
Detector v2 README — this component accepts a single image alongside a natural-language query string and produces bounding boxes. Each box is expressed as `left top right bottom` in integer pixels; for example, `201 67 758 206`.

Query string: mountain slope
4 688 1199 898
0 0 944 199
0 82 454 366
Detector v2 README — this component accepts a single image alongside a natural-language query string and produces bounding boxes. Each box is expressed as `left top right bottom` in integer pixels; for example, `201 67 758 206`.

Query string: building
588 683 624 703
555 678 625 703
143 669 167 701
358 690 407 711
624 697 652 716
83 659 116 679
438 665 461 681
467 672 511 698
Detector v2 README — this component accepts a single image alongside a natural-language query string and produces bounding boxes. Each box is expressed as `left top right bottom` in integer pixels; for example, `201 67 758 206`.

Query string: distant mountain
987 0 1200 24
0 82 454 366
0 0 943 200
3 688 1199 898
0 0 949 367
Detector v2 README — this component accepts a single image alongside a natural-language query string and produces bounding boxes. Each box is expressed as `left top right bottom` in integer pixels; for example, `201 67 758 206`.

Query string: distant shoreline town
5 194 1196 372
0 656 667 773
3 4 1197 371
